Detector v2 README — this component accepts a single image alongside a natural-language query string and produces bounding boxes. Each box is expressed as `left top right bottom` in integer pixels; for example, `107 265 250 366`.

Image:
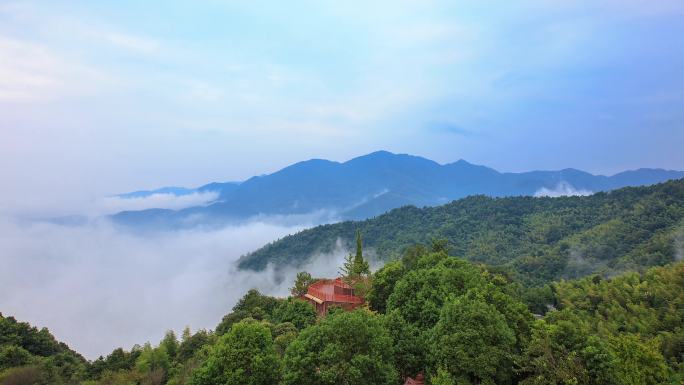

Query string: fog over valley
0 211 349 359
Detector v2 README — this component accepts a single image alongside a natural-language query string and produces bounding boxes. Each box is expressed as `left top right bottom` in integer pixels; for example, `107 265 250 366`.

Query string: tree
354 230 369 274
608 334 668 385
430 293 517 385
91 369 142 385
431 238 450 254
135 343 171 385
368 261 405 313
188 321 280 385
282 310 397 385
232 289 281 315
401 244 428 270
341 230 370 279
87 347 140 379
273 324 298 357
386 256 486 329
0 345 33 370
160 330 179 360
216 290 282 335
271 298 316 330
518 320 592 385
181 327 191 343
0 365 52 385
383 310 426 380
290 272 315 297
177 329 211 363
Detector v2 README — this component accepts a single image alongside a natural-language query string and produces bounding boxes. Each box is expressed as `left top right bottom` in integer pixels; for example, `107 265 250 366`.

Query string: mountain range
112 151 684 228
239 179 684 285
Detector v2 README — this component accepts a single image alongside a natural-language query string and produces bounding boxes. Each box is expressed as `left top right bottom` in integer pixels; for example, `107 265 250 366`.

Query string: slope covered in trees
239 178 684 285
0 313 86 384
3 253 683 385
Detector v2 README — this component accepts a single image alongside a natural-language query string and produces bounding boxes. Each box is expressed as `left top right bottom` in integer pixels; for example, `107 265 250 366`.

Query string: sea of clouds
0 194 349 359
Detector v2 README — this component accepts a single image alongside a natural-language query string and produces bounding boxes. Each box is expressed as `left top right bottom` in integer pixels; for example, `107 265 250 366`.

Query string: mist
675 227 684 262
0 214 349 360
534 182 593 198
99 192 220 214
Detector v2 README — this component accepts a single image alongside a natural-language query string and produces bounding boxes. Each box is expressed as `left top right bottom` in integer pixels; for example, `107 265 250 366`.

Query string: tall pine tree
353 229 370 275
341 230 370 278
340 230 371 302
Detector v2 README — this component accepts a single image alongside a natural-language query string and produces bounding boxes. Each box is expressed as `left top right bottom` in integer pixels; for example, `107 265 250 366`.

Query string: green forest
2 246 684 384
240 179 684 286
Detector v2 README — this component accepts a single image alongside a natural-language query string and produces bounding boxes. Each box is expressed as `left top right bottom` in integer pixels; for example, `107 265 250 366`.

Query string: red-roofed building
302 278 364 315
404 373 425 385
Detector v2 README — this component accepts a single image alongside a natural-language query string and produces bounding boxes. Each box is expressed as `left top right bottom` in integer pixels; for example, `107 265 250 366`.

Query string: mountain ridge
238 178 684 286
112 151 684 227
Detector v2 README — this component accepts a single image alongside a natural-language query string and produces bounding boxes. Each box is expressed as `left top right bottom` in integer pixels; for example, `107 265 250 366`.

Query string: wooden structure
302 278 364 315
404 373 425 385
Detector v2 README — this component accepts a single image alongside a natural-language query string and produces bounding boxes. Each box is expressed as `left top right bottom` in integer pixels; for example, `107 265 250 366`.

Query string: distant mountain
239 179 684 285
112 151 684 228
116 181 241 199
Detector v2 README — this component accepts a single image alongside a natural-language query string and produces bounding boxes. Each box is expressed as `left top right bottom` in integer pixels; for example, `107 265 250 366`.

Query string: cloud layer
0 216 348 359
99 191 219 214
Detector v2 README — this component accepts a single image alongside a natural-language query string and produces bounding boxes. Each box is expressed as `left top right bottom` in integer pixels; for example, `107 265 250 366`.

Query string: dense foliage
0 313 87 385
3 257 684 384
188 321 280 385
240 179 684 285
282 310 397 385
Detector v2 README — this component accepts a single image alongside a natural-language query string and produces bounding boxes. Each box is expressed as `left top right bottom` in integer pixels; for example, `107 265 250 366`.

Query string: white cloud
534 181 593 197
98 192 220 214
0 216 350 359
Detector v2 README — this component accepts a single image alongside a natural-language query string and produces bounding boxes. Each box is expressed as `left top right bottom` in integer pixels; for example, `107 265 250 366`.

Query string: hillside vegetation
240 179 684 285
2 253 683 385
0 313 86 384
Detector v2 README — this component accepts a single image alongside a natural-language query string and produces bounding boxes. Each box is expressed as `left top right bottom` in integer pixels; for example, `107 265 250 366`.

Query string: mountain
239 178 684 285
116 181 241 199
112 151 684 228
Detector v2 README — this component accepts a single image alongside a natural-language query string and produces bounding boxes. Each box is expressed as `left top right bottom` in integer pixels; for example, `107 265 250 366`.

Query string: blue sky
1 0 683 209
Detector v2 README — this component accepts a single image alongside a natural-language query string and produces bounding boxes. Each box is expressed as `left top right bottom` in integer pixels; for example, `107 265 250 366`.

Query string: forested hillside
2 251 683 385
0 314 86 384
240 178 684 285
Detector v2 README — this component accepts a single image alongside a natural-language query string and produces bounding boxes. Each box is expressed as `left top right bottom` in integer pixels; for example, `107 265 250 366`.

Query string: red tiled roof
404 373 425 385
306 278 364 304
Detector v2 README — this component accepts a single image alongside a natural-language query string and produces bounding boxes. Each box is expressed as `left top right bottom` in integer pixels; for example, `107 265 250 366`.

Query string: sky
1 0 684 358
2 0 684 211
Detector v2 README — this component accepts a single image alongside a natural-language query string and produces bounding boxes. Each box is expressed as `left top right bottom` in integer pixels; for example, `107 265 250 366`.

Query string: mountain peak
345 151 440 167
347 150 396 161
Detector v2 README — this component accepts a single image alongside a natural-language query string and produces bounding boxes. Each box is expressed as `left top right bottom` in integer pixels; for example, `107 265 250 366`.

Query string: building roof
305 278 364 304
404 373 425 385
